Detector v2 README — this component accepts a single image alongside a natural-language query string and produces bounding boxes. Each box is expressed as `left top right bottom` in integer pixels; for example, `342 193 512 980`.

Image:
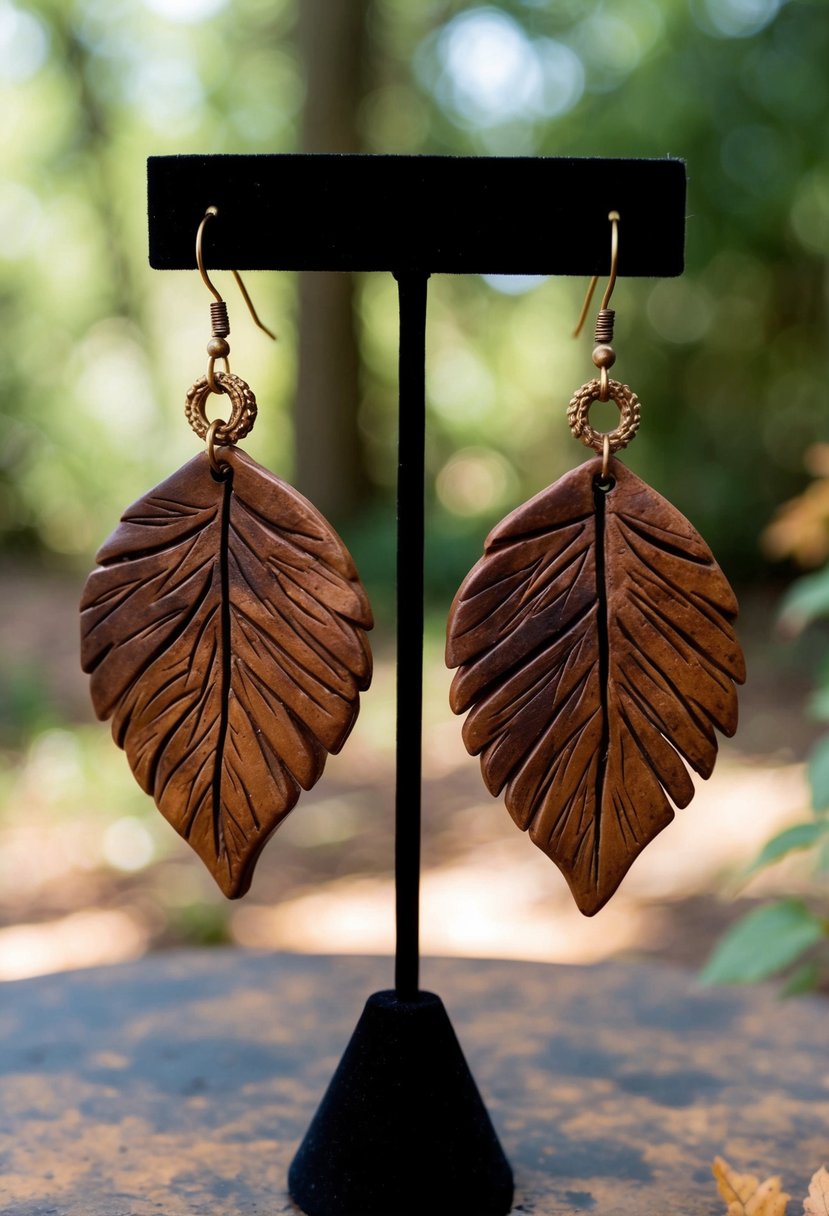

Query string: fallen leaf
713 1156 790 1216
804 1166 829 1214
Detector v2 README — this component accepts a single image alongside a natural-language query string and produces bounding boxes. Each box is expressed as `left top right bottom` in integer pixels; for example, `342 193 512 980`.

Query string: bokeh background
1 0 829 984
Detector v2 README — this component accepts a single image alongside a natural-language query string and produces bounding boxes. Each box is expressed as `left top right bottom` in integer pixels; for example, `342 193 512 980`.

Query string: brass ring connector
206 354 231 394
567 377 641 456
206 419 232 474
186 370 258 445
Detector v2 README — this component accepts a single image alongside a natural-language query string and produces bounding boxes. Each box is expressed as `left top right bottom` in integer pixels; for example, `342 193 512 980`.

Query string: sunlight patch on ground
232 759 810 964
230 855 647 964
0 910 148 981
617 757 810 898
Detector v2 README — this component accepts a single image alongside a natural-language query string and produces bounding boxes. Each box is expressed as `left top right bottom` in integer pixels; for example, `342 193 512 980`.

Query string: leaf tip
805 1164 829 1215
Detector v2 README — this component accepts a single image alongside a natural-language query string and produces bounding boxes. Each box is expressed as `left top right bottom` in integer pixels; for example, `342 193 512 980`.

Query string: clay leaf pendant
81 448 373 898
446 456 745 916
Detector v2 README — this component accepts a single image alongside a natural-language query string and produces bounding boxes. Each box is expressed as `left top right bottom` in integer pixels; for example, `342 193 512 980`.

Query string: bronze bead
592 344 616 369
207 336 231 358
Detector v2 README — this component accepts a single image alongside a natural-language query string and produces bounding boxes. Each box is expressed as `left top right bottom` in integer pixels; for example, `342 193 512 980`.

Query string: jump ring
566 377 641 456
602 434 610 479
205 419 232 474
207 355 231 394
185 370 257 445
599 366 609 401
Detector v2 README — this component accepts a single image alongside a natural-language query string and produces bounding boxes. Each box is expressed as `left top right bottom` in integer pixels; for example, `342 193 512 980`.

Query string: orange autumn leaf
804 1166 829 1215
713 1156 790 1216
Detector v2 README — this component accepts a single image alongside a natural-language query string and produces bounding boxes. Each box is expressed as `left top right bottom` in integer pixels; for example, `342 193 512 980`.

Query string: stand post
394 270 428 999
288 268 514 1214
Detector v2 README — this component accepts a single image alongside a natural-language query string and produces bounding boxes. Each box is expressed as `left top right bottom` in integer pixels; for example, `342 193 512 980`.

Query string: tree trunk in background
296 0 368 520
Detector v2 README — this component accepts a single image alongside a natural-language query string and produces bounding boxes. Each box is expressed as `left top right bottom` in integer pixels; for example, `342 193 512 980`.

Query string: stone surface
0 951 827 1215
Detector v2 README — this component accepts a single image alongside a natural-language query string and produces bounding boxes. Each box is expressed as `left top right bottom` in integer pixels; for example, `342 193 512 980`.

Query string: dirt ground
0 557 825 984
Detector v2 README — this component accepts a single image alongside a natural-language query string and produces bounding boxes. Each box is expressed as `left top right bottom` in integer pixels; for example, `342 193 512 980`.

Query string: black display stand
148 153 686 1216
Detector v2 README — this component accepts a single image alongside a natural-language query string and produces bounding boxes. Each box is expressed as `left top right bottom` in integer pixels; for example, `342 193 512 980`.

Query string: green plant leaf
700 899 826 985
809 686 829 722
780 960 821 998
809 736 829 812
744 821 829 876
812 837 829 877
779 567 829 635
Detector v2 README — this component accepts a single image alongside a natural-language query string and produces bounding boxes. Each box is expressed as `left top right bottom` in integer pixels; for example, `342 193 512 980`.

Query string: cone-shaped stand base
289 989 514 1216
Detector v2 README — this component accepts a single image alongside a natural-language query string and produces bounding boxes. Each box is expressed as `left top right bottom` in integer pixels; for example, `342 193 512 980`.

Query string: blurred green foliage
701 898 827 989
5 0 829 975
703 537 829 994
1 0 828 598
0 660 57 747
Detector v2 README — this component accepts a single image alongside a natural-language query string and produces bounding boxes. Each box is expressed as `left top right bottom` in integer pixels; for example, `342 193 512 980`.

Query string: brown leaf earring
446 212 745 917
81 207 373 898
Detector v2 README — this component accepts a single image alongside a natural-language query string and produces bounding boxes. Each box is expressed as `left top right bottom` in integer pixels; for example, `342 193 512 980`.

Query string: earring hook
196 206 222 303
196 207 277 341
572 210 620 339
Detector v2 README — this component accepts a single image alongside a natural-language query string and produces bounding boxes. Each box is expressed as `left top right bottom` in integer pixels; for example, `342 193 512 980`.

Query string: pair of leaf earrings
81 210 745 915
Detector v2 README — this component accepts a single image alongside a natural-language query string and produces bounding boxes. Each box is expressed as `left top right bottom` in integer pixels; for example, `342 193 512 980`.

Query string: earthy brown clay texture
80 448 373 899
446 456 745 917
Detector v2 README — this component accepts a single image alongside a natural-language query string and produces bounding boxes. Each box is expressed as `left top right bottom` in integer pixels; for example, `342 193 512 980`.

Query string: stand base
288 989 514 1216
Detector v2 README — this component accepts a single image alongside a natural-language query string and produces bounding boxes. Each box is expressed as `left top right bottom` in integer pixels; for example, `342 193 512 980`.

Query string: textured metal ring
567 377 641 455
185 371 257 444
